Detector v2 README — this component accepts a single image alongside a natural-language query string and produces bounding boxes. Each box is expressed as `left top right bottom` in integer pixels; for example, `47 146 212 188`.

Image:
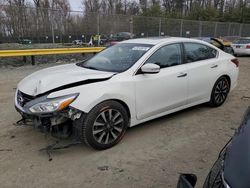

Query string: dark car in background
110 32 134 41
177 106 250 188
105 32 135 46
18 39 32 45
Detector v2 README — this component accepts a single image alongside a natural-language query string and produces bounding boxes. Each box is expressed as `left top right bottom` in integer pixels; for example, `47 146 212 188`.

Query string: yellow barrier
0 47 105 57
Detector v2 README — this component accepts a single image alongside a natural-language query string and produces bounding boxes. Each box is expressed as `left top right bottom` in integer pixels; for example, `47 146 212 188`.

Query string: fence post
130 16 133 34
50 10 55 44
97 13 100 35
227 23 231 36
199 21 202 37
239 24 243 37
214 22 218 37
180 19 183 37
159 18 162 36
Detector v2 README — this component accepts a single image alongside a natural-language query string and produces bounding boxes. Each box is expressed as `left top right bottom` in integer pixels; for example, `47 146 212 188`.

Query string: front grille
17 90 35 107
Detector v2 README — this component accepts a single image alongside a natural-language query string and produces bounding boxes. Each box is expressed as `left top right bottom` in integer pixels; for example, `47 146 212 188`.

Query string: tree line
83 0 250 22
0 0 249 41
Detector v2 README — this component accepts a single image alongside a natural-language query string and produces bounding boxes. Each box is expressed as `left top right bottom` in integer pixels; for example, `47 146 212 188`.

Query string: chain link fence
1 6 250 44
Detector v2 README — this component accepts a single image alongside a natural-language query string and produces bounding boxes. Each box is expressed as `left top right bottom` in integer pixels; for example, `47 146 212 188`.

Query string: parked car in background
110 32 134 41
231 37 250 56
18 39 32 44
15 37 239 150
214 38 232 46
222 36 240 43
72 40 83 45
99 35 109 45
177 106 250 188
195 37 234 55
105 32 134 46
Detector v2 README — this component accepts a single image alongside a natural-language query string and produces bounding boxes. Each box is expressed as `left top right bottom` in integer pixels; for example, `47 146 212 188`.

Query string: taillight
246 45 250 49
231 58 239 67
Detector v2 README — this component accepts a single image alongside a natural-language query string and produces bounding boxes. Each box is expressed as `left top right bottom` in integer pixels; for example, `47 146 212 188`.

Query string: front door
134 43 188 120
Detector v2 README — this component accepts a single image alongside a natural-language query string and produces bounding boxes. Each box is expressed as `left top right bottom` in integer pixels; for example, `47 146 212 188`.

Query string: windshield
77 43 152 72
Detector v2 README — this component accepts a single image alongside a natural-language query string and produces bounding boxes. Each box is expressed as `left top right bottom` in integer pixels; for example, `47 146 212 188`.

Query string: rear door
183 42 220 104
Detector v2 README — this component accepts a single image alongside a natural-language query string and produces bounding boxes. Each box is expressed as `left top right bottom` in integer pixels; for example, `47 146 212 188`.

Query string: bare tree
82 0 101 13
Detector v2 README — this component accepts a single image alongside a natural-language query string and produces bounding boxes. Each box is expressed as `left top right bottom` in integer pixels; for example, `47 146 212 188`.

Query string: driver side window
145 43 182 68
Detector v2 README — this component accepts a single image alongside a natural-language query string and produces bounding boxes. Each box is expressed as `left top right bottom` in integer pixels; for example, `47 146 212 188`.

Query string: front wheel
76 100 129 150
209 77 230 107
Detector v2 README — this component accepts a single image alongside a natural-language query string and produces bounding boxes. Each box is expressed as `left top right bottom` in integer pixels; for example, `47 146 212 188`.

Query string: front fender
47 80 136 118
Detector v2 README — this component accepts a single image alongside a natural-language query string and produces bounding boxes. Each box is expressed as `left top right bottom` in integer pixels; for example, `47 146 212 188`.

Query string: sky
69 0 83 11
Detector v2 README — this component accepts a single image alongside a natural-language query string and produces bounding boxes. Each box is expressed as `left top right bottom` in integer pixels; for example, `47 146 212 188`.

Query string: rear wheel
76 100 129 150
209 77 230 107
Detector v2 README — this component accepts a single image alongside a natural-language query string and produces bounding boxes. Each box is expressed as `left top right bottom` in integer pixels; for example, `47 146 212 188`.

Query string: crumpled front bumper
15 89 29 115
14 89 82 129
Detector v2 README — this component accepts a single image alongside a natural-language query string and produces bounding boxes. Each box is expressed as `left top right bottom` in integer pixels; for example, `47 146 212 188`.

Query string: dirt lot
0 58 249 188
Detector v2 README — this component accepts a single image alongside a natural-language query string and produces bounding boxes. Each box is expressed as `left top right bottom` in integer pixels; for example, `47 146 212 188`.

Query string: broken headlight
29 94 78 114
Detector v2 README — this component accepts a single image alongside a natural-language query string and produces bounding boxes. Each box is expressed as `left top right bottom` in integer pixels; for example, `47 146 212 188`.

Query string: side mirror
140 63 160 74
177 174 197 188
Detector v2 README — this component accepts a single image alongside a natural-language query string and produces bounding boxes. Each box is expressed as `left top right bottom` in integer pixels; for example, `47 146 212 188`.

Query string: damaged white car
15 37 239 150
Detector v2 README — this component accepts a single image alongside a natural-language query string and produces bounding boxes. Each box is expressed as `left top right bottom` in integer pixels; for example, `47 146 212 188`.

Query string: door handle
177 73 187 78
211 65 218 68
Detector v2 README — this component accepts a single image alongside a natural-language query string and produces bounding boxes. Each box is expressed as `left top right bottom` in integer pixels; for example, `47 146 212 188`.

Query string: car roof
120 37 206 45
193 37 212 42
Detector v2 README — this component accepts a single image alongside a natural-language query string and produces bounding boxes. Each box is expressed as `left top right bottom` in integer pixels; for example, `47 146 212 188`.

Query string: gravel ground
0 57 249 188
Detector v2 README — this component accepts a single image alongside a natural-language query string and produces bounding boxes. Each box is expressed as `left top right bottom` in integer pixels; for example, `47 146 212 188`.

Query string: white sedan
15 37 239 150
231 37 250 56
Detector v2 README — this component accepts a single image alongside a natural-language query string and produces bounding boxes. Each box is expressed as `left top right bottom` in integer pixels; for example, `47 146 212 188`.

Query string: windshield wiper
76 62 99 70
83 66 100 71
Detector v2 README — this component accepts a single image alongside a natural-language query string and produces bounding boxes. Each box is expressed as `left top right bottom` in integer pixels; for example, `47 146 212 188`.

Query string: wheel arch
110 99 131 120
81 98 132 120
220 74 231 90
210 74 231 99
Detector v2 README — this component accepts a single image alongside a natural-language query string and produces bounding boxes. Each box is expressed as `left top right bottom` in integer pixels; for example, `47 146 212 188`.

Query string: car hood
224 107 250 188
18 63 115 96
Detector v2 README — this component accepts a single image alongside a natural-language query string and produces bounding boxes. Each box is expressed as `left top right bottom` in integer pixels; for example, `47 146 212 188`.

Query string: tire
76 100 129 150
203 155 224 188
209 76 230 107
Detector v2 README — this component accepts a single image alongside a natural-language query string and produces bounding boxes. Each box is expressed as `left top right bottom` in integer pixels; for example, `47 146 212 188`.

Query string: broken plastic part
68 108 82 120
39 140 82 161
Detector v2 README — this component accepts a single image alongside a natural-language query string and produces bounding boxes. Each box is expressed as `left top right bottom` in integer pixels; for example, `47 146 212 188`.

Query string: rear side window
184 43 217 63
233 39 250 44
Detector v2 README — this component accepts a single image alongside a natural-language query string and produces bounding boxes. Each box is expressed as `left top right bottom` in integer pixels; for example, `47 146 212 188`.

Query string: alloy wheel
92 109 124 145
214 78 229 104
